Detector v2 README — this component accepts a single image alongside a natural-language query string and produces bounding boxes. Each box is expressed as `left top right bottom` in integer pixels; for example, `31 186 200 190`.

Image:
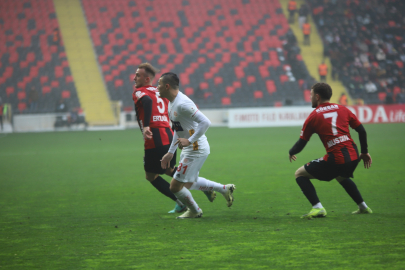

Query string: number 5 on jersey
155 92 165 113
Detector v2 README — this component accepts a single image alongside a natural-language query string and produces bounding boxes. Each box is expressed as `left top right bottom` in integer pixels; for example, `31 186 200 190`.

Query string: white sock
189 177 226 194
313 202 323 209
173 187 200 213
175 199 184 206
358 202 368 210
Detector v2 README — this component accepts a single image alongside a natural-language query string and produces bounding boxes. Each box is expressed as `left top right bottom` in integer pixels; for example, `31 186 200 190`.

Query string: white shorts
173 153 208 183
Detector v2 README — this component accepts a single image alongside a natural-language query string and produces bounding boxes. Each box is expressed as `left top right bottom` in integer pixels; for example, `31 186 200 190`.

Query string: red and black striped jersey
300 102 362 164
132 85 173 150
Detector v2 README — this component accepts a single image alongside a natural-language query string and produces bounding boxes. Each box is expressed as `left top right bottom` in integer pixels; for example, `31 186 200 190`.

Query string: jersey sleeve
133 90 146 103
300 115 315 141
180 101 199 119
347 107 362 129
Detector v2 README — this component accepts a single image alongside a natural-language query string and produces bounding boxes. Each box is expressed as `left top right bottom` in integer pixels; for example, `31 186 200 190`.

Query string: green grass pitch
1 124 405 269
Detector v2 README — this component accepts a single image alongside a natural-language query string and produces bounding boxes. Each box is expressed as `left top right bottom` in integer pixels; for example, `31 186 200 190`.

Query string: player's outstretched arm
288 138 307 162
354 124 371 168
360 153 372 169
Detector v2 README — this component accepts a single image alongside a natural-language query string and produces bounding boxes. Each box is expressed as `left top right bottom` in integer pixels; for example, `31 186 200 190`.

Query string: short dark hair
160 72 180 89
138 62 159 78
312 83 332 100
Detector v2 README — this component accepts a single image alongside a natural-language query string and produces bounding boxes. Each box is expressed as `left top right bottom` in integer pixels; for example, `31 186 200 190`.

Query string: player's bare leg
170 179 202 219
145 171 185 213
295 166 326 219
336 176 372 214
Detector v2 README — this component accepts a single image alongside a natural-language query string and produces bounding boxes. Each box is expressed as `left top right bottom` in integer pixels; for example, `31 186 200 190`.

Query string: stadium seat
214 77 223 85
18 102 27 112
226 86 235 95
221 97 231 105
378 92 387 102
6 87 14 97
274 101 283 107
61 90 70 99
17 92 26 100
254 91 263 99
42 86 51 94
304 90 311 103
185 87 194 96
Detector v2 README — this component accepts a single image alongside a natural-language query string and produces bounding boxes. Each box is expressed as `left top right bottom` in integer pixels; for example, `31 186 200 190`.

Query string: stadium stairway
279 0 351 104
53 0 116 125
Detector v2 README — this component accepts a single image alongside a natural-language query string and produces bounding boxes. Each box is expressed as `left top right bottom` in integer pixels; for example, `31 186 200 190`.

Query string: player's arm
354 124 372 169
161 131 178 169
289 116 313 162
289 138 308 162
176 106 211 148
139 96 153 140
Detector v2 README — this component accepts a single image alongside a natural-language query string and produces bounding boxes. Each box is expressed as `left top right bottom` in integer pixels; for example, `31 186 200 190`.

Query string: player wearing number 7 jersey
158 72 235 219
288 83 373 219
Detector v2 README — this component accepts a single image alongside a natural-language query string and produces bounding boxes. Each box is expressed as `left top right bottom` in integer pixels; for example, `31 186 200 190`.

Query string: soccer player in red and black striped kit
289 83 373 219
132 63 187 213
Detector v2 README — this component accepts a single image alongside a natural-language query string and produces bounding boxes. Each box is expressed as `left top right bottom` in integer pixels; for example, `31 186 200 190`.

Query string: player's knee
145 173 157 182
294 166 306 179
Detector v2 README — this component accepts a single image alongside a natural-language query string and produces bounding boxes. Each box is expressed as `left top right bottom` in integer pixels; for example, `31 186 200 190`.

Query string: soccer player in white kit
158 72 236 219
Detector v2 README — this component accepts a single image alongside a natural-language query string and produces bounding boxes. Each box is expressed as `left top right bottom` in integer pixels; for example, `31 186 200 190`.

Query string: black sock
151 176 177 202
296 176 320 206
170 167 177 177
339 178 364 205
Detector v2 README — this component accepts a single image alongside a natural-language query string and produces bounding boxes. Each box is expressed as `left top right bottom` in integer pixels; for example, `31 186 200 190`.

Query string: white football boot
222 184 236 207
176 209 203 219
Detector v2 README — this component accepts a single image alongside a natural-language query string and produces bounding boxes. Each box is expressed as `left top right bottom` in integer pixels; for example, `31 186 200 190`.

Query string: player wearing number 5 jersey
158 72 236 219
288 83 373 219
132 63 186 213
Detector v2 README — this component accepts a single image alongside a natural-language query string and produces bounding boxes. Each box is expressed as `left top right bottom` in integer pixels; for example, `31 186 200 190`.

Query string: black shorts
304 157 360 181
144 145 176 175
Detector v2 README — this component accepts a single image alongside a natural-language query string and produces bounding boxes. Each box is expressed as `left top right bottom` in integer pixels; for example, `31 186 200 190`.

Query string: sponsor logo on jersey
135 91 145 99
327 135 350 148
172 121 184 131
316 104 339 113
174 111 178 117
146 87 157 91
153 115 168 122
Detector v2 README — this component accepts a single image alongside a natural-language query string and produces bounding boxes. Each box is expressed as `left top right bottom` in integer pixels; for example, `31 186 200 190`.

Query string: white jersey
168 91 210 156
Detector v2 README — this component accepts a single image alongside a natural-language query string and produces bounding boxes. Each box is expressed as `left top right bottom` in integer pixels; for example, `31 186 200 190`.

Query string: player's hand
143 126 153 140
289 154 297 163
174 138 191 148
360 153 372 169
160 153 174 169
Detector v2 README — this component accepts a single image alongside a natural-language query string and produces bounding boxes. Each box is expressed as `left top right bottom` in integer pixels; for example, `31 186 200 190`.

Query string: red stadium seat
378 92 387 102
40 76 49 84
17 91 26 100
200 82 209 90
233 81 241 88
115 79 123 87
254 91 263 99
66 76 73 83
247 76 256 84
51 81 60 88
280 75 289 83
304 90 311 102
214 77 223 85
266 80 276 94
221 97 231 105
61 91 71 99
185 87 194 96
226 86 235 95
6 87 14 97
18 102 27 112
274 101 283 107
42 86 51 94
